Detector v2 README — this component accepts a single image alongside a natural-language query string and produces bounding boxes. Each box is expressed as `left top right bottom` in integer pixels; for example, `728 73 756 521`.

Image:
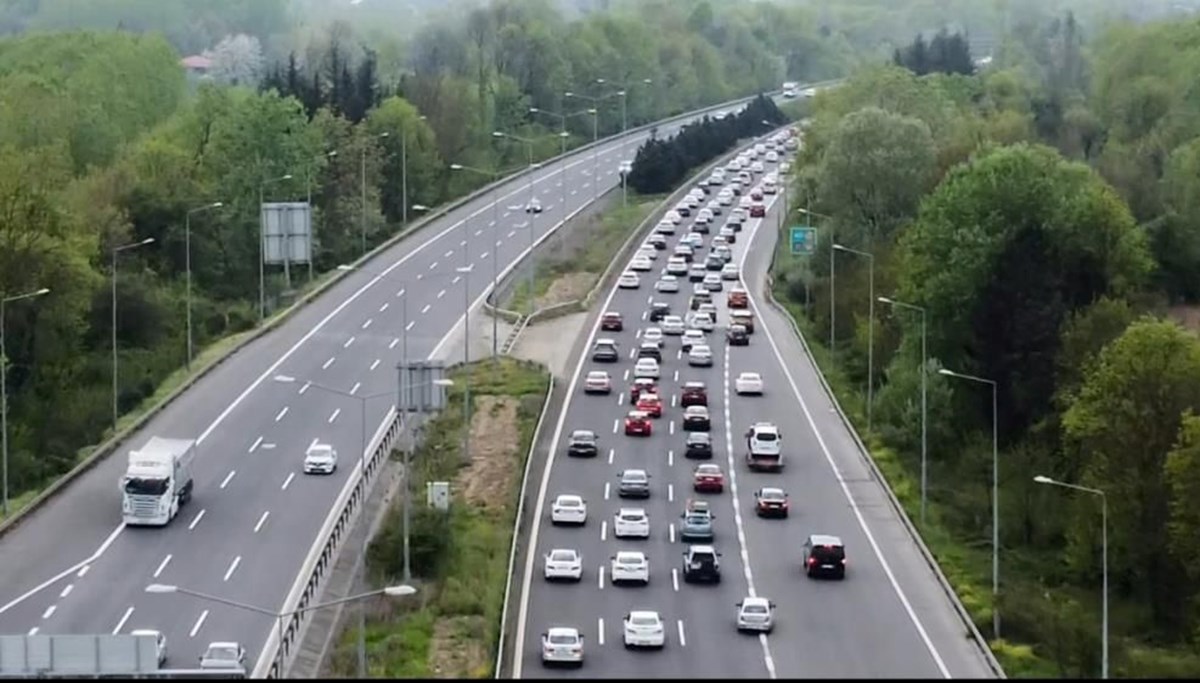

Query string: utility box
427 481 450 511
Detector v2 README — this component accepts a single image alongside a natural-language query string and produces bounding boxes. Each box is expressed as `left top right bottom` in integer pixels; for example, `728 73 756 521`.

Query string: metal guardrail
761 256 1006 678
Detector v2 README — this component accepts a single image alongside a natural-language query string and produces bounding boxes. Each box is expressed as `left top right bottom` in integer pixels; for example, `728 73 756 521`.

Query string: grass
504 196 662 314
328 357 550 678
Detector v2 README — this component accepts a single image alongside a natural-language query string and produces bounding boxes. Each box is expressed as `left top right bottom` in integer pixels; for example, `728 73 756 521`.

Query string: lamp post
1 287 49 517
450 163 533 358
259 174 293 321
306 151 339 284
939 366 1000 639
879 296 928 526
400 116 427 226
568 89 621 199
111 237 155 430
184 202 223 370
1033 475 1107 679
595 77 653 206
491 132 546 315
797 207 834 350
832 243 874 432
529 107 590 214
361 132 390 256
144 582 416 677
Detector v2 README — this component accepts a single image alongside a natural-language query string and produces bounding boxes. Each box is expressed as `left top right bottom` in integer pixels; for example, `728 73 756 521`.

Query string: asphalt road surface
0 102 749 672
514 141 998 678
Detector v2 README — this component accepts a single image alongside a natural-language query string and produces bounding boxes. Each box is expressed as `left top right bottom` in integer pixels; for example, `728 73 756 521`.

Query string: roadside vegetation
774 16 1200 677
326 357 550 678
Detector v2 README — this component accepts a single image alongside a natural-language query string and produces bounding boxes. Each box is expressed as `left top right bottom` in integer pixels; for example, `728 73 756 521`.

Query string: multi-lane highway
0 99 755 671
514 140 999 678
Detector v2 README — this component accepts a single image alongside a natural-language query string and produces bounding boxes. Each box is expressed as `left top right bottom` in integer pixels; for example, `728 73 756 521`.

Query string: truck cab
121 437 195 526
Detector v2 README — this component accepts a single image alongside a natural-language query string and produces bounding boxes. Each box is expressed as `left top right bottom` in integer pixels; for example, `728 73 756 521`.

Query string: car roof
742 596 771 608
207 642 240 649
571 429 595 438
760 487 786 496
689 545 716 553
684 381 706 388
615 550 646 560
587 370 609 377
809 534 844 547
740 371 761 378
550 548 579 556
556 494 583 502
546 627 580 638
697 463 721 471
618 507 646 515
629 610 661 620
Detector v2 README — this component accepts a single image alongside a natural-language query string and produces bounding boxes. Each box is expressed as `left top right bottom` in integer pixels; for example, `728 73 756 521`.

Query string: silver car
736 597 776 633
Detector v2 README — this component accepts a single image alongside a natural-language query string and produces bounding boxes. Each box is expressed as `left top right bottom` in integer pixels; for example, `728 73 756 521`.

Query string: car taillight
807 557 817 565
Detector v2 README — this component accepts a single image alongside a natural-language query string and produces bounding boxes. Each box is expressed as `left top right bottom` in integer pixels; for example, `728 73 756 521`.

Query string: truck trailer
121 436 196 526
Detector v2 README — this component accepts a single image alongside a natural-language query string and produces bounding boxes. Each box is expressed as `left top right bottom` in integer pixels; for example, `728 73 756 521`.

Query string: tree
1166 413 1200 584
365 96 442 225
1151 137 1200 301
816 107 935 245
894 30 975 76
205 34 265 88
1063 319 1200 628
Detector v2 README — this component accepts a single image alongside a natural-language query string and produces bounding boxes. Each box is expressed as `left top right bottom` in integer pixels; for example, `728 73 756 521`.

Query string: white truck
121 436 195 526
745 422 784 472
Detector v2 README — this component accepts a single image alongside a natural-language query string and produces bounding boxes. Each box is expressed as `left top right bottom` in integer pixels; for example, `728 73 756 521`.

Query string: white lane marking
389 338 400 349
571 189 578 195
323 356 336 370
478 228 486 235
672 568 680 592
668 450 674 467
254 511 270 533
310 437 319 450
350 382 361 395
612 419 619 434
379 303 389 313
396 288 405 298
438 289 446 299
153 554 172 578
261 442 276 450
274 406 289 422
223 556 241 581
673 370 680 382
598 565 605 590
600 520 607 542
76 566 89 579
460 240 467 247
480 252 489 260
669 421 675 435
429 261 438 270
671 394 677 407
59 584 72 599
508 230 517 238
604 482 610 500
344 335 356 348
112 606 134 634
623 369 630 382
27 627 37 635
41 605 55 619
452 275 461 284
362 318 373 330
249 436 264 453
635 329 642 338
669 524 676 544
607 449 615 464
444 249 453 258
421 304 432 314
281 472 295 490
406 321 416 331
370 359 381 371
668 484 674 502
328 408 341 424
641 311 648 321
677 620 687 647
617 392 624 406
189 610 208 637
220 470 236 489
597 618 605 646
188 509 206 530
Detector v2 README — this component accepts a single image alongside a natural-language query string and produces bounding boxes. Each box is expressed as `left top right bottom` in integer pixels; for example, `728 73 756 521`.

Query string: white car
551 494 587 525
584 371 612 394
688 312 715 332
634 357 660 379
722 263 740 280
766 151 780 163
642 327 664 347
695 209 713 225
736 597 776 633
543 548 583 581
630 256 652 272
662 315 686 335
751 161 765 174
636 246 658 261
623 610 666 648
655 220 676 235
131 629 167 666
688 344 714 367
618 271 640 289
666 258 689 276
199 642 245 670
705 200 723 215
664 210 682 225
303 443 338 474
683 232 704 248
610 551 650 585
681 329 706 351
739 196 753 209
613 508 651 538
735 372 765 395
730 207 748 223
703 273 723 292
541 627 584 666
655 276 680 293
780 161 793 175
719 226 736 240
717 192 734 206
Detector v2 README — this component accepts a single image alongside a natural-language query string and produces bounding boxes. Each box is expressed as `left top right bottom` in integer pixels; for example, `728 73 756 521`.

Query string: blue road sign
790 226 816 255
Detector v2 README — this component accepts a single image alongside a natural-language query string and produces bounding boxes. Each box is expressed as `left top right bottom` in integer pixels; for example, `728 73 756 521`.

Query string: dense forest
776 16 1200 677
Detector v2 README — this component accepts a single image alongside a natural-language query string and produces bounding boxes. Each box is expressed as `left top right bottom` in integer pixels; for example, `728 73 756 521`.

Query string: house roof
180 55 213 70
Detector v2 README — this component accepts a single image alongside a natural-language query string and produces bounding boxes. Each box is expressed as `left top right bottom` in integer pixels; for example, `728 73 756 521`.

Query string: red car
601 311 624 332
624 411 653 436
692 463 725 493
750 203 766 218
754 487 790 518
636 393 663 418
680 382 708 407
630 378 657 402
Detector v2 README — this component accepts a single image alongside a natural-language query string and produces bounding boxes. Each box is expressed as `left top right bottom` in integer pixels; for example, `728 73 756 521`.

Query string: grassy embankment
327 357 550 677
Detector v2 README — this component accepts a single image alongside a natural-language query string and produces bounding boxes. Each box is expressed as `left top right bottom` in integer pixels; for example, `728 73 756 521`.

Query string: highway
514 141 999 678
0 99 752 672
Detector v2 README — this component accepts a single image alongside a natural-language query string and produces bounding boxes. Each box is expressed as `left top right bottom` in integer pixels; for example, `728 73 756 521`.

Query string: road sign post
790 226 816 255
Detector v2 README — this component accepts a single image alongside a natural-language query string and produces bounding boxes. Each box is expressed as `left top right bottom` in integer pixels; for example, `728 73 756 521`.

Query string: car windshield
550 550 575 561
755 433 779 442
623 472 648 482
618 555 643 565
744 604 769 614
548 634 578 645
685 514 709 525
761 490 785 501
572 431 595 441
619 511 645 522
559 498 580 507
630 615 659 626
123 477 169 496
698 465 720 474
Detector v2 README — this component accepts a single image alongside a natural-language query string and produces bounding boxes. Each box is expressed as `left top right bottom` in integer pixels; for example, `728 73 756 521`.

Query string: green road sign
790 226 816 255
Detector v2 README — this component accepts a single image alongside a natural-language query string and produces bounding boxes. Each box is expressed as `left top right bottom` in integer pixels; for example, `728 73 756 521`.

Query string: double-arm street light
878 296 928 526
566 89 619 198
594 77 653 206
145 582 416 677
529 107 589 211
112 237 156 431
832 243 874 431
1 287 49 517
939 366 1000 639
185 202 223 370
273 373 450 678
259 174 294 321
1034 475 1108 678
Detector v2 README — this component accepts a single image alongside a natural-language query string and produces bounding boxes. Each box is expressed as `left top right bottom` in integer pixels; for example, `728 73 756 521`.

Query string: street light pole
185 202 223 370
401 115 427 226
361 132 390 256
880 296 928 525
1 287 49 517
307 151 338 284
259 174 293 321
832 243 874 431
111 238 155 431
1034 475 1107 678
940 367 1000 639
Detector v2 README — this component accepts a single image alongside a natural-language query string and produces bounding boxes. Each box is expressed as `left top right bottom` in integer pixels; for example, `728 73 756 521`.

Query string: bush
369 505 451 581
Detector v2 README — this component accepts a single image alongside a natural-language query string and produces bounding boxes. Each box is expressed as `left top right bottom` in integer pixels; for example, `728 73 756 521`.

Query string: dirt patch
1168 304 1200 333
428 615 489 678
458 395 521 508
534 271 596 309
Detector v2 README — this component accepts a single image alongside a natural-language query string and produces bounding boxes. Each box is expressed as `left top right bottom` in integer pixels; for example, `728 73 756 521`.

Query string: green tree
1151 137 1200 301
365 96 442 225
1166 413 1200 585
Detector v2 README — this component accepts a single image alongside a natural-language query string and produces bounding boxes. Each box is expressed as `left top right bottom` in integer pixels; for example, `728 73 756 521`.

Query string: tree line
777 14 1200 677
626 95 788 194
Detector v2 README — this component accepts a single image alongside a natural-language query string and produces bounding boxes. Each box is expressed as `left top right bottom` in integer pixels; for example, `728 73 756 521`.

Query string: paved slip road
0 103 743 671
515 141 999 678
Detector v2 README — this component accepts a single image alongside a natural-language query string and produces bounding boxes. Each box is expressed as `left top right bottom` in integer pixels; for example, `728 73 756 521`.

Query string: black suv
727 325 749 346
649 302 671 323
684 432 713 459
567 430 598 458
637 342 662 363
802 534 847 580
591 340 619 363
681 545 722 583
